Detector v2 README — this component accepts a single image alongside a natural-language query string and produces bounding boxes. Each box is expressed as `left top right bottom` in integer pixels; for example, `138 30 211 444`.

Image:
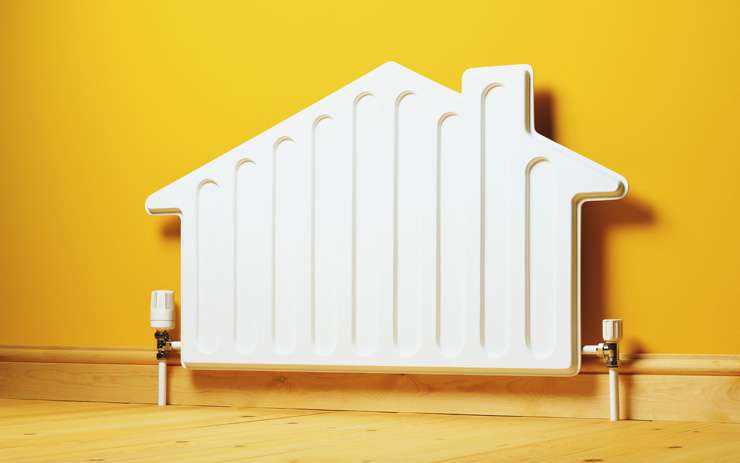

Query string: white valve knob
602 319 622 343
150 290 175 329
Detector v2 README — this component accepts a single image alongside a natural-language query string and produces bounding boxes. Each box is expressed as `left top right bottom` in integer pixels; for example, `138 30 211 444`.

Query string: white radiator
146 63 627 376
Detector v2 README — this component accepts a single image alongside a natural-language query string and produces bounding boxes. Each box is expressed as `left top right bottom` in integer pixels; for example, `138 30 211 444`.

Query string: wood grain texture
2 398 739 462
1 361 739 423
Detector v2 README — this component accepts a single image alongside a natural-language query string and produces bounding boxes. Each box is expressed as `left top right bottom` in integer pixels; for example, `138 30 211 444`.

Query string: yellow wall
1 0 738 354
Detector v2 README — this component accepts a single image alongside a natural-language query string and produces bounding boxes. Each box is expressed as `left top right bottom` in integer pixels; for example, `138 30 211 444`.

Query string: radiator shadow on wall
161 216 180 238
581 197 655 350
156 213 183 340
534 91 555 140
536 89 656 353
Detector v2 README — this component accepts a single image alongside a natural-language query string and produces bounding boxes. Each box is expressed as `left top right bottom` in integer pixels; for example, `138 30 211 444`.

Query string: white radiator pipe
582 344 600 355
157 359 167 407
151 290 180 407
156 340 180 407
609 368 619 422
582 319 623 422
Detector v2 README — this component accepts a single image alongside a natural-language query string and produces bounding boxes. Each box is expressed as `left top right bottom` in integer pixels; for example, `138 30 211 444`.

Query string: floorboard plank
1 399 738 463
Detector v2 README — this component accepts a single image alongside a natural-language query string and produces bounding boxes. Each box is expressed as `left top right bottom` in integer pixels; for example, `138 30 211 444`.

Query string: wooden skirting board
0 346 738 423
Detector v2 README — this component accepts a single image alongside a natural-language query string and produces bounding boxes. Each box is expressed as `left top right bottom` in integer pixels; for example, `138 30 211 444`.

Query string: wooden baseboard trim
1 346 738 376
0 346 159 365
1 347 738 423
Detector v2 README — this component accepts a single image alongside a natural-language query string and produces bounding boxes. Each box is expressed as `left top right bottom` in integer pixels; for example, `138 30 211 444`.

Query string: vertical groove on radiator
392 92 416 349
196 179 224 354
196 184 203 350
273 136 310 355
435 114 444 349
233 161 248 352
233 163 240 350
234 157 273 355
353 91 393 354
524 158 537 350
392 94 399 349
395 90 431 356
350 93 367 349
313 113 348 356
479 86 490 351
436 112 466 355
525 156 556 357
270 139 280 348
310 118 319 348
481 83 511 357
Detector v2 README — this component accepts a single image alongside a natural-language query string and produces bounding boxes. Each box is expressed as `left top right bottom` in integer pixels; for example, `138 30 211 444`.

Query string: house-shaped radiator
146 62 627 375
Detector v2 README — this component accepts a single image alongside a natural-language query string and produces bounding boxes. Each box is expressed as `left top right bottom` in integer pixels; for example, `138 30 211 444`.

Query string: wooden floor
1 399 739 462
